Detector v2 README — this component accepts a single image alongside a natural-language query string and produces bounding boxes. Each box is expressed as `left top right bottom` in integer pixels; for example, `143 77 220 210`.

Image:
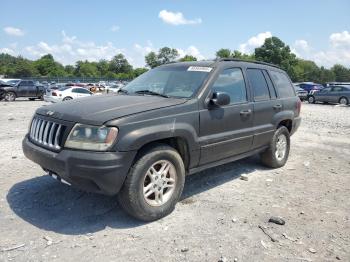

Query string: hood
36 94 187 125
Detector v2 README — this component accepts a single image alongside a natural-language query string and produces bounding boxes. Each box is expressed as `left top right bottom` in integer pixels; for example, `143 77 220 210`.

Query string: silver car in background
308 85 350 105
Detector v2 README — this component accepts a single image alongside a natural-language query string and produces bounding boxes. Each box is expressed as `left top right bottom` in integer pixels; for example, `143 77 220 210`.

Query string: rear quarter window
269 71 295 98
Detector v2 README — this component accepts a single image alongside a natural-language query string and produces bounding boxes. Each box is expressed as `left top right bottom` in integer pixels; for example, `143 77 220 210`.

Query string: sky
1 0 350 68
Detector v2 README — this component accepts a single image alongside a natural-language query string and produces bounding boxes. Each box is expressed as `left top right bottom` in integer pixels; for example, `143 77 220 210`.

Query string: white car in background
105 83 124 93
44 86 93 103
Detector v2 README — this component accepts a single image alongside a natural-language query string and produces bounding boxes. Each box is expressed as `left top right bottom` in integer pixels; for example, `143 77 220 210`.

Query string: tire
260 126 290 168
4 92 16 102
63 96 73 101
118 144 185 221
308 95 315 104
28 98 35 101
339 97 348 105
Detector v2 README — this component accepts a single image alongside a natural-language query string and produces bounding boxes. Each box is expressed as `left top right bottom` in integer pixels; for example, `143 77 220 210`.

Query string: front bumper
22 136 136 195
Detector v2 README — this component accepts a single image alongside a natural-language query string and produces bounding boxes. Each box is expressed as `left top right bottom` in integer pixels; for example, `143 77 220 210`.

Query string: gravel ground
0 100 349 262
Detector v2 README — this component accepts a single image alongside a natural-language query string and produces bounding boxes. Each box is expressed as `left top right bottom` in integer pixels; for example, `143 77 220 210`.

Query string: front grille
29 117 65 150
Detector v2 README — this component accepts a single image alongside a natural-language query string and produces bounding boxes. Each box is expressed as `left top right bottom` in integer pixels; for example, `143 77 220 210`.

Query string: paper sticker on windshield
187 66 212 72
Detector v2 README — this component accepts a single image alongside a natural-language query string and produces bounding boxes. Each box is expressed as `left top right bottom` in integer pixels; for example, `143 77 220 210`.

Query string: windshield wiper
134 90 169 98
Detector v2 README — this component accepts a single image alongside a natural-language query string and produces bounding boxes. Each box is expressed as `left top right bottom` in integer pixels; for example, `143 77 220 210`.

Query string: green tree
216 48 231 58
331 64 350 82
255 37 297 79
64 65 75 76
109 54 132 74
34 54 65 76
75 60 99 77
318 66 335 83
231 50 255 60
293 59 320 82
145 47 179 68
157 47 178 65
96 59 110 76
145 52 160 68
179 55 197 62
133 67 148 77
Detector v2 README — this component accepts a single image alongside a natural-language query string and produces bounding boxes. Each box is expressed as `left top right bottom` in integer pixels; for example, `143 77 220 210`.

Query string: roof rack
216 58 281 69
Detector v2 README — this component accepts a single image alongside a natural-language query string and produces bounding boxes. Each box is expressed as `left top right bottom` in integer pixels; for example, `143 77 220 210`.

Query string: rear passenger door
329 86 342 103
26 81 37 96
199 68 254 165
246 68 280 149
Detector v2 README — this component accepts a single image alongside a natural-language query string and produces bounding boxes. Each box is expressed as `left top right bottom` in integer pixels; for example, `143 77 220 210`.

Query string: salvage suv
23 59 301 221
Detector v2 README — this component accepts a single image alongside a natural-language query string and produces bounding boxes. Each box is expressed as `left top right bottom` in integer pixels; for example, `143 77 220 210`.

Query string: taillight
52 92 57 96
296 99 301 116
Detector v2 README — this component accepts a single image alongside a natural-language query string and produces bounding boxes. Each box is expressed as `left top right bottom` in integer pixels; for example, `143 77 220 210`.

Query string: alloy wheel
143 160 176 207
275 134 287 161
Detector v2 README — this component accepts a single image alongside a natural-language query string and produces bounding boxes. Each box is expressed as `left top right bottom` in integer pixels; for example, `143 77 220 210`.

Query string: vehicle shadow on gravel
7 155 264 235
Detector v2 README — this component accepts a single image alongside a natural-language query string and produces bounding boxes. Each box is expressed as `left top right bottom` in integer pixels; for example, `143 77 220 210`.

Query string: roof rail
215 58 281 69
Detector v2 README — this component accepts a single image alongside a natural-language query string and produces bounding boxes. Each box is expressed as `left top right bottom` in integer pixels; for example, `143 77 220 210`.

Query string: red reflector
52 92 57 96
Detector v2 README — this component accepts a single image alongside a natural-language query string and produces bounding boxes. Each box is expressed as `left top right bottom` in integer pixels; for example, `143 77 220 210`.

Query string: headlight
65 124 118 151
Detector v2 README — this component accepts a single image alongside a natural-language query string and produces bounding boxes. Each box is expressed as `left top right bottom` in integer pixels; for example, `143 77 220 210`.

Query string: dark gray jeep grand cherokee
23 59 301 221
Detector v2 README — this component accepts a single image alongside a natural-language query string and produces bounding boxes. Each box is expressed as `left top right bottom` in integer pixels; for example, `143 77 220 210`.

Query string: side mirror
210 92 230 107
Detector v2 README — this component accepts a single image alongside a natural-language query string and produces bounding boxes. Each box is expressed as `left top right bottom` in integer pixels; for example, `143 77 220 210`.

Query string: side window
247 69 270 101
79 88 91 94
321 87 331 93
27 81 34 86
332 86 342 92
211 68 247 104
71 88 79 93
263 70 277 99
269 71 295 98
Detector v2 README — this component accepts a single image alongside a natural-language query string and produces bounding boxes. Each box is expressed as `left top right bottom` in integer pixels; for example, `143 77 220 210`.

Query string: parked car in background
45 83 67 95
0 80 45 101
106 83 124 93
295 82 324 93
294 85 308 101
23 59 301 221
44 86 93 103
308 85 350 105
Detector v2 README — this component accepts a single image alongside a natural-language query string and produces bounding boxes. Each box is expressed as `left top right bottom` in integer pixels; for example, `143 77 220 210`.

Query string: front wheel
260 126 290 168
4 92 16 102
308 95 315 104
118 144 185 221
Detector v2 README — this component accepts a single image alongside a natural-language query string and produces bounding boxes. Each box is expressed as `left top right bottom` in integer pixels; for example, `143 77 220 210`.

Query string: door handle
240 109 252 116
273 104 282 110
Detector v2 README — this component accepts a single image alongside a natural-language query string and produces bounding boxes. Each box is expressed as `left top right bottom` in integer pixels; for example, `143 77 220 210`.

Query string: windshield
122 66 211 98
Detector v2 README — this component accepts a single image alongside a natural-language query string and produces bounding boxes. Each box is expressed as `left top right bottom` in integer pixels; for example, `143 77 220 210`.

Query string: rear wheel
260 126 290 168
4 92 16 102
339 97 348 105
308 95 315 104
118 144 185 221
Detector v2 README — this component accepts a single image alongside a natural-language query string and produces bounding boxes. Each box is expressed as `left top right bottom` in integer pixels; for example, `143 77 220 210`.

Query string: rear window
247 69 270 101
58 86 71 91
269 71 295 98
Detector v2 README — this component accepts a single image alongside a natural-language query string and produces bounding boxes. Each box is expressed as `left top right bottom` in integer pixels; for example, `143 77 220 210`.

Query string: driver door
316 87 331 102
199 68 254 165
17 81 29 97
